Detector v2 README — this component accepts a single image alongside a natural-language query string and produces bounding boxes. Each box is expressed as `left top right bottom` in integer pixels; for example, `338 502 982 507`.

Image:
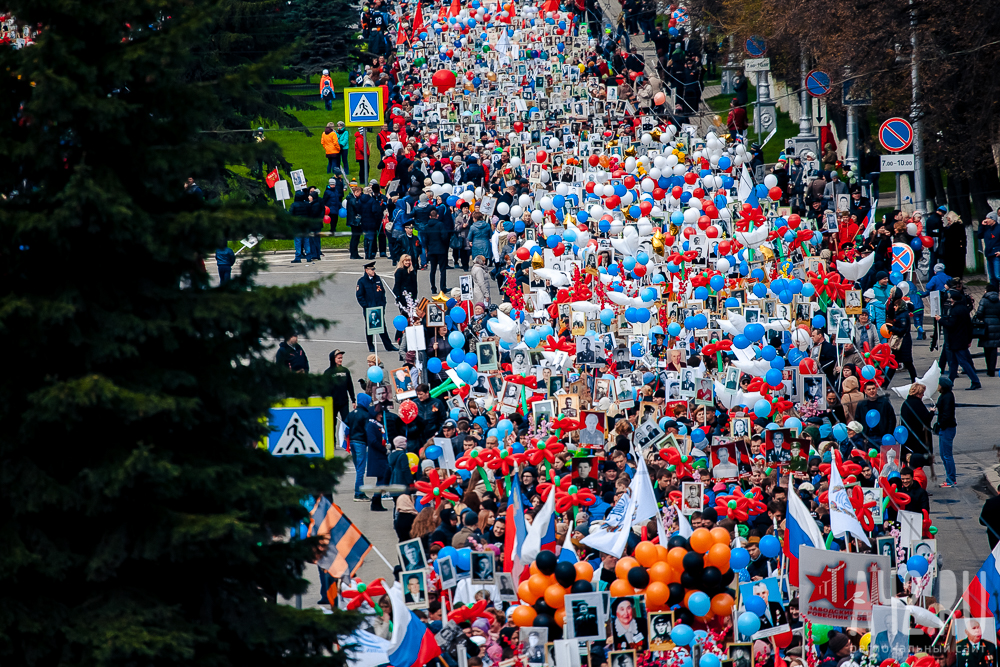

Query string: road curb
983 463 1000 497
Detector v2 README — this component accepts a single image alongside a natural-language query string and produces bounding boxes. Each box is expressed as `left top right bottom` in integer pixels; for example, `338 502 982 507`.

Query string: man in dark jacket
307 187 325 261
935 377 957 487
461 155 485 187
810 328 838 386
323 177 344 234
275 335 308 372
365 403 390 511
425 207 451 293
887 467 929 521
323 349 355 422
429 507 460 547
345 181 363 259
356 262 398 352
978 211 1000 286
412 383 446 451
925 205 947 275
854 380 896 443
290 191 312 263
360 183 387 260
346 393 373 502
938 289 981 389
976 283 1000 375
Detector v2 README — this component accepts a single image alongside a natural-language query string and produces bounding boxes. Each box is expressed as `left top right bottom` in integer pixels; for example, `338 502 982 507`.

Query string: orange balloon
711 527 731 545
707 543 732 570
528 573 550 598
615 556 639 580
511 605 538 627
635 541 659 567
667 547 687 571
689 527 714 553
666 567 682 584
648 561 672 584
711 592 735 616
655 545 669 562
574 561 594 582
609 579 636 596
646 581 670 607
518 580 539 604
880 323 891 339
529 562 540 577
555 608 566 627
544 584 567 609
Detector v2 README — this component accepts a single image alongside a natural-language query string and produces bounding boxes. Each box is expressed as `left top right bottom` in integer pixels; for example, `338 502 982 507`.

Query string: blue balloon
450 306 467 323
448 330 466 349
832 423 849 441
760 345 777 361
811 314 826 328
687 591 711 617
754 399 772 419
911 236 924 251
623 256 637 271
861 365 877 380
769 356 785 370
691 428 705 444
693 314 708 329
737 612 761 637
744 595 767 617
699 651 720 667
636 251 649 265
745 323 765 341
525 329 542 348
894 425 909 444
718 155 732 170
801 282 816 297
787 348 804 365
820 423 833 438
425 445 443 460
725 297 740 308
765 369 783 387
694 286 709 300
778 289 794 304
601 309 615 326
906 554 929 577
866 409 881 428
759 534 781 558
882 433 896 448
427 357 443 374
497 418 514 437
449 348 465 365
637 308 651 323
784 417 803 432
731 547 750 570
733 334 750 349
671 624 694 646
787 278 803 294
668 322 682 337
465 352 478 366
710 274 725 291
890 271 904 285
367 366 384 383
393 315 409 330
630 342 643 357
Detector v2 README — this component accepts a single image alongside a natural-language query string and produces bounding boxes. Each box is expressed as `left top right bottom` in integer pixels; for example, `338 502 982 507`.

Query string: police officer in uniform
357 262 398 352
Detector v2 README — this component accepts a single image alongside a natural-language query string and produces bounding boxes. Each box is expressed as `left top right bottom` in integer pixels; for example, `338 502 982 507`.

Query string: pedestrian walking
424 206 451 293
975 283 1000 376
321 122 341 175
978 212 1000 286
356 261 398 352
346 393 373 502
934 378 957 488
215 244 235 284
345 181 364 260
937 289 982 389
336 121 350 177
323 349 355 423
319 69 335 111
941 211 968 278
275 334 308 373
360 183 387 260
322 177 344 234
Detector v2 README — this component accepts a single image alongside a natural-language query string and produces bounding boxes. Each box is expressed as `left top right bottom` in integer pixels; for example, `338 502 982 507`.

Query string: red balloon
768 186 783 201
682 227 696 239
703 205 719 219
798 358 818 374
399 400 418 424
652 188 665 200
639 201 653 215
705 225 719 239
536 150 548 163
552 243 565 257
585 182 596 193
692 187 705 199
432 69 457 93
697 216 711 230
513 121 524 132
787 214 802 229
588 155 601 167
684 172 697 185
323 215 331 224
516 247 531 260
662 234 675 246
671 186 683 199
466 71 475 80
718 240 731 255
605 195 620 208
920 235 934 248
623 176 636 189
633 264 647 277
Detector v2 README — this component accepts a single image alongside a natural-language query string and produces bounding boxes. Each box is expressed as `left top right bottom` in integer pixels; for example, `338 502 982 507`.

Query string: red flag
411 2 425 35
396 27 408 45
265 168 279 188
541 0 558 11
448 0 461 18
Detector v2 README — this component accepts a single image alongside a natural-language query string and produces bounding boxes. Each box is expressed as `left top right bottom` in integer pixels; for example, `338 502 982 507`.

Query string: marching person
356 261 398 353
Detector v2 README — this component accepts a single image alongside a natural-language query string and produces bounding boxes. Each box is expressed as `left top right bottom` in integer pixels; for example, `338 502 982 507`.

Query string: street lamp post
910 0 926 213
798 49 812 136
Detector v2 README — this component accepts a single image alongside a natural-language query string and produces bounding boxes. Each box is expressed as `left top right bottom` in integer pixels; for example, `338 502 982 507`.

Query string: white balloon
791 328 810 350
641 133 652 144
906 223 919 236
651 206 663 217
624 157 637 172
432 171 445 184
719 208 732 220
540 170 550 183
609 220 623 234
540 196 553 210
603 184 615 197
648 167 662 180
442 183 454 194
663 154 677 167
688 197 702 210
543 222 556 237
589 204 604 218
763 174 778 189
623 226 637 238
509 156 521 167
549 137 561 149
462 190 475 202
898 281 910 296
716 257 731 272
510 205 523 218
431 184 443 196
531 210 544 223
497 202 510 215
556 183 569 196
475 186 483 198
641 178 655 193
683 208 699 224
518 194 532 208
732 156 744 167
637 220 653 236
672 165 686 176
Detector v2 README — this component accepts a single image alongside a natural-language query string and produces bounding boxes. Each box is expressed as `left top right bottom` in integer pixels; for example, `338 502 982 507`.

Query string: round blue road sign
806 70 831 98
744 36 766 57
879 117 913 153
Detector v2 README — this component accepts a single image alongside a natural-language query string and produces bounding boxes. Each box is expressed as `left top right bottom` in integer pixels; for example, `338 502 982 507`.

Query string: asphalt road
207 249 999 609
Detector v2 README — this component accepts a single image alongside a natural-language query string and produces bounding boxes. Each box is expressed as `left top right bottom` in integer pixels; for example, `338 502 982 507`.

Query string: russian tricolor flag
964 541 1000 621
504 476 530 581
387 582 441 667
784 476 825 586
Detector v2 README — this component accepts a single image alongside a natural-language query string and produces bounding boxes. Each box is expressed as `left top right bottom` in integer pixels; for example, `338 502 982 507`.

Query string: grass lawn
264 72 381 191
704 85 797 164
228 236 350 253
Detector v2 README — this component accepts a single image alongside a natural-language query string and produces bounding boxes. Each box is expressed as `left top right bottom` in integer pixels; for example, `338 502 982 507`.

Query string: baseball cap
443 419 457 428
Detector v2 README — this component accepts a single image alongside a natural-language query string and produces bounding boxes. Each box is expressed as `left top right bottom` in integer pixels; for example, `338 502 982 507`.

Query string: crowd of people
267 2 1000 667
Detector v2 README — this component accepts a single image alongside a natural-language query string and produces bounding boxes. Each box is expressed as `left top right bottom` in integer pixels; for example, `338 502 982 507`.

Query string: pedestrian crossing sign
345 87 384 127
264 396 335 458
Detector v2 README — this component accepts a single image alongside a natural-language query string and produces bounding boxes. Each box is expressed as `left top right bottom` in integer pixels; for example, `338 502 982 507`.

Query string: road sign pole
845 67 857 171
798 49 812 136
896 173 902 210
363 127 368 184
910 0 926 213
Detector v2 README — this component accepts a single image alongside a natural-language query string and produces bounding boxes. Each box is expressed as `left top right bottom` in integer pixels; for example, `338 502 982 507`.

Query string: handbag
973 318 987 338
888 333 903 351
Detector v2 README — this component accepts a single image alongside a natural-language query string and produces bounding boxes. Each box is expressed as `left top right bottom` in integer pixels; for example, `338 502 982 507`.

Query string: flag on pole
828 462 871 546
860 207 876 239
504 475 530 580
784 475 825 585
677 510 693 538
557 525 579 564
411 2 425 36
265 168 280 188
738 166 758 208
963 540 1000 621
448 0 461 18
314 501 373 577
520 488 556 562
580 487 637 557
386 582 441 667
631 449 660 525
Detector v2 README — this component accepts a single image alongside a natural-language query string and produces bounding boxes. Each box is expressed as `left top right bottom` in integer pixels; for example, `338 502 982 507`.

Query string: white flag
580 488 637 557
631 450 660 526
520 488 555 562
829 462 871 546
677 510 693 538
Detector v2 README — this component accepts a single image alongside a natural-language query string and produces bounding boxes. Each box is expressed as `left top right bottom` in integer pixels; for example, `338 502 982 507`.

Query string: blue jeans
339 152 351 179
987 254 1000 286
947 347 981 385
218 267 232 283
351 440 368 495
293 236 310 259
938 426 957 484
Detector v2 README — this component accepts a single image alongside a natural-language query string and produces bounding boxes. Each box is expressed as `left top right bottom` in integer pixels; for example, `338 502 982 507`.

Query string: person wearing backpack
319 69 335 110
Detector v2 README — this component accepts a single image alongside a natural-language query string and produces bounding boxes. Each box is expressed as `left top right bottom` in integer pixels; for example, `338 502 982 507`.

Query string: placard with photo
578 410 607 448
496 571 518 601
710 441 740 480
648 612 675 650
799 374 826 407
565 592 607 641
736 577 789 640
680 481 703 515
471 551 496 584
521 627 548 665
392 366 417 400
398 538 427 571
402 570 428 609
609 596 647 651
365 306 385 335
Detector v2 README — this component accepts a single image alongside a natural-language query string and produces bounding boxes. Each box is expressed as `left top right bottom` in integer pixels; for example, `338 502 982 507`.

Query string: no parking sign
891 243 914 273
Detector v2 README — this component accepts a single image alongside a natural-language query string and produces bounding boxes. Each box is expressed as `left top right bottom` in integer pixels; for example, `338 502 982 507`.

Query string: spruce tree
291 0 362 79
0 1 360 665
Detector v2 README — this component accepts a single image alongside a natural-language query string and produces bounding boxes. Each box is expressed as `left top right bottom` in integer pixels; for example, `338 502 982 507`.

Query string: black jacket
356 273 388 309
935 387 956 430
975 292 1000 348
276 341 308 372
941 299 975 350
887 308 914 364
424 217 451 255
393 266 418 303
346 405 372 446
899 395 933 459
323 364 355 406
461 163 485 187
359 193 387 233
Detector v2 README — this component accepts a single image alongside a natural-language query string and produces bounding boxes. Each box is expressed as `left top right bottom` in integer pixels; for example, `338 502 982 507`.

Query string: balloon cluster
510 551 595 637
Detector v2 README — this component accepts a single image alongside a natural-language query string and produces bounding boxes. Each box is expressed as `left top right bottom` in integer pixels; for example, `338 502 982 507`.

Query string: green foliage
0 0 361 664
289 0 362 80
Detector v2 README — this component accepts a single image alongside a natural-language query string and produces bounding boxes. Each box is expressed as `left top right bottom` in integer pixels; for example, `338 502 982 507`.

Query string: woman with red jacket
354 130 369 182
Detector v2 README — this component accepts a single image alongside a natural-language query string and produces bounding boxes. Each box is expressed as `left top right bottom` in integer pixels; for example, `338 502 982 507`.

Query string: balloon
687 591 711 616
682 551 704 574
689 528 714 554
615 556 639 580
906 555 929 577
730 547 750 570
811 624 832 645
535 550 557 575
894 425 909 444
554 562 577 588
450 306 467 323
759 535 781 558
425 445 443 460
406 452 419 472
512 605 537 626
427 357 443 374
570 580 593 594
627 566 650 589
646 581 670 607
862 365 877 380
399 399 418 424
528 573 550 598
574 561 594 582
701 655 721 667
738 612 761 637
754 399 772 419
393 315 409 330
648 561 671 584
866 408 880 428
544 584 566 609
367 366 384 383
448 330 466 349
832 423 849 441
707 543 732 570
635 541 659 567
671 624 694 646
518 580 539 604
711 593 735 616
609 579 635 596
